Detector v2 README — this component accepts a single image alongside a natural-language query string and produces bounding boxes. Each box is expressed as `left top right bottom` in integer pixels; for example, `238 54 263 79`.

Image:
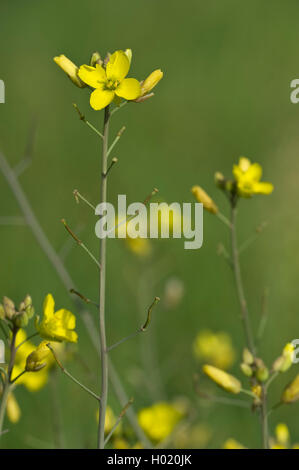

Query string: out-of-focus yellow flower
233 157 274 198
54 55 86 88
113 437 130 449
193 330 235 370
202 365 241 394
275 423 290 447
96 405 122 436
223 438 246 449
125 237 152 257
191 186 218 214
11 329 49 392
251 384 262 399
6 393 21 423
138 402 182 442
140 70 163 96
35 294 78 343
273 343 295 373
78 50 141 110
25 341 51 372
173 424 212 449
281 374 299 404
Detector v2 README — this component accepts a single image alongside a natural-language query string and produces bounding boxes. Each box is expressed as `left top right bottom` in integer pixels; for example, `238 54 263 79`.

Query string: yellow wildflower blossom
35 294 78 343
223 438 246 449
233 157 274 198
193 330 235 370
273 343 295 373
6 393 21 423
78 50 141 110
138 402 182 442
202 364 241 394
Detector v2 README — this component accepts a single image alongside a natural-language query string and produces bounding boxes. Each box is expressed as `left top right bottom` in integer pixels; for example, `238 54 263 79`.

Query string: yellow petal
78 64 106 88
90 87 114 110
43 294 55 321
124 49 132 64
6 393 21 423
106 51 130 82
246 163 262 182
115 78 141 100
253 181 274 195
55 309 76 329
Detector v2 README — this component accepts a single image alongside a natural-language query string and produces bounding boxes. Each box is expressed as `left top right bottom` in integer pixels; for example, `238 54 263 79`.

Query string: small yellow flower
35 294 78 343
25 341 51 372
202 364 241 394
96 405 122 436
6 393 21 423
141 69 163 96
281 374 299 404
54 55 86 88
275 423 290 447
193 330 235 370
191 186 218 214
138 402 182 442
223 438 246 449
233 157 274 198
78 50 141 110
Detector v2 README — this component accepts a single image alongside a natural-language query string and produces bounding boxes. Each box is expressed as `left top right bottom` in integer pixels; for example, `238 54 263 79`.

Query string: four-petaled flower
78 50 141 110
233 157 274 198
35 293 78 343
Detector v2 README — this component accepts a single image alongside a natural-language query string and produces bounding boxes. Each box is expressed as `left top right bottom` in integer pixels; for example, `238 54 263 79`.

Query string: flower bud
202 364 241 394
14 311 29 328
273 343 294 373
281 374 299 404
25 341 51 372
243 347 254 365
141 69 163 96
214 172 226 190
53 55 86 88
90 51 102 67
251 384 262 399
255 359 269 382
124 49 132 65
191 186 218 214
3 296 16 320
240 363 253 377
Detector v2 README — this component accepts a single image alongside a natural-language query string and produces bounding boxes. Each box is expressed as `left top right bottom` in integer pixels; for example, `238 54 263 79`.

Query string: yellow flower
193 330 235 370
35 294 78 343
11 329 49 391
78 50 141 110
275 423 290 447
191 186 218 214
54 55 86 88
6 393 21 423
223 438 246 449
273 343 295 373
141 69 163 96
25 341 51 372
202 364 241 394
96 405 122 436
138 402 182 442
233 157 274 198
281 374 299 404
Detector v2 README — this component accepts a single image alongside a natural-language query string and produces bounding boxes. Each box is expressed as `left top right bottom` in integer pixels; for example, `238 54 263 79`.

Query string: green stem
230 205 255 355
261 385 269 449
98 105 110 449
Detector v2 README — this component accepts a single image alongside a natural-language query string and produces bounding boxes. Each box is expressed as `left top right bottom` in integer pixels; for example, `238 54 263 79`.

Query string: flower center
104 79 119 91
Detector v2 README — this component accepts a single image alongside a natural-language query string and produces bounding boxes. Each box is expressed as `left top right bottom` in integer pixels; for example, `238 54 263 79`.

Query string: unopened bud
25 341 50 372
214 172 226 189
273 343 294 373
53 55 86 88
243 348 254 365
0 304 4 320
141 69 163 96
14 311 29 328
90 52 102 67
124 49 132 65
240 363 253 377
251 384 262 405
203 364 241 394
3 297 16 320
255 359 269 382
191 186 218 214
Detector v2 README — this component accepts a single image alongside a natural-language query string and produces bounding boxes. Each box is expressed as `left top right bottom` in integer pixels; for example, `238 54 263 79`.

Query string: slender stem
98 105 110 449
104 398 133 446
216 211 231 228
107 126 126 159
261 386 269 449
47 344 101 402
230 205 255 355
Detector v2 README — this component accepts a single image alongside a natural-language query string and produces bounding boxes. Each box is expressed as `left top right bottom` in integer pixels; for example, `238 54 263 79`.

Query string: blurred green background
1 0 299 449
